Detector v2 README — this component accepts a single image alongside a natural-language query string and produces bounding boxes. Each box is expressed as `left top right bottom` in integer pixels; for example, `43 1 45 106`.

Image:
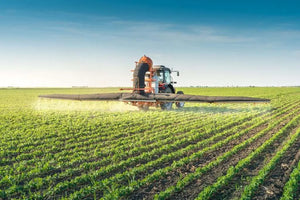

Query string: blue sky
1 0 300 87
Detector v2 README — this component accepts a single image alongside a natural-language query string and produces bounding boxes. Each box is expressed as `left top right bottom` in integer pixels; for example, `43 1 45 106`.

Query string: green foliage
240 126 300 199
280 159 300 200
0 87 299 199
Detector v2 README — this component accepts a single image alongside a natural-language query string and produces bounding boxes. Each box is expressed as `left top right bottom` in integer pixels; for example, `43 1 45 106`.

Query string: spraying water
33 99 138 112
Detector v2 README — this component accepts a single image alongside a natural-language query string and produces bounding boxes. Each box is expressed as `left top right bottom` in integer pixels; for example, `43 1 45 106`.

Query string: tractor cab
153 65 172 84
153 65 179 95
131 55 184 110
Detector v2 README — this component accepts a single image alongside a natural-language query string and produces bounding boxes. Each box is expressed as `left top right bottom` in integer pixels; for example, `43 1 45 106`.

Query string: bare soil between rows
9 105 294 199
125 121 263 199
172 116 297 200
126 108 299 199
207 120 300 200
251 138 300 199
19 114 252 199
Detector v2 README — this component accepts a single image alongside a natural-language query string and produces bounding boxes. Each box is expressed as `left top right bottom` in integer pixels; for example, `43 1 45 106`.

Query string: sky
0 0 300 87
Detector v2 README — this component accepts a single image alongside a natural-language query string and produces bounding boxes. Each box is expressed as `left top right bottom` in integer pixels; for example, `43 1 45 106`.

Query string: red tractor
40 55 270 110
125 55 184 110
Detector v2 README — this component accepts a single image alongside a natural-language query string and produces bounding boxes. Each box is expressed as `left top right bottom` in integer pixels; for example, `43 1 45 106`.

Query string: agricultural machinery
40 55 270 110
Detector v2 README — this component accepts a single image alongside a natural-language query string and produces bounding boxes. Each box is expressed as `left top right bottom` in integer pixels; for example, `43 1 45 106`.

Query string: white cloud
21 16 257 44
1 12 300 87
105 20 256 44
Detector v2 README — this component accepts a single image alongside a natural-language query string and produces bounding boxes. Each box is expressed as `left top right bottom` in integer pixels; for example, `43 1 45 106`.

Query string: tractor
122 55 185 110
39 55 270 110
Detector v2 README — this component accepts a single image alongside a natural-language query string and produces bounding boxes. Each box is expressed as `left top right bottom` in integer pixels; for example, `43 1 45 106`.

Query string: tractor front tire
160 87 173 110
138 104 149 111
175 91 185 108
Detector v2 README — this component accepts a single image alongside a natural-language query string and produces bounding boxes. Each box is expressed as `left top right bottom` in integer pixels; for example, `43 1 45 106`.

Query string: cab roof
153 65 171 72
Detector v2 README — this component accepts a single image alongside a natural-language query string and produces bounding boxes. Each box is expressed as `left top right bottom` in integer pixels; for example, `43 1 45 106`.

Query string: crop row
68 101 300 199
0 112 238 177
1 88 300 199
1 90 299 199
154 104 300 199
1 111 198 152
195 113 300 199
0 108 260 198
240 126 300 199
27 113 257 199
2 110 212 157
1 111 221 164
0 113 204 162
280 159 300 200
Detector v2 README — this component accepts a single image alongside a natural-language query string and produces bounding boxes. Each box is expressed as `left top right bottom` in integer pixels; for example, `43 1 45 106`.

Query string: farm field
1 87 300 200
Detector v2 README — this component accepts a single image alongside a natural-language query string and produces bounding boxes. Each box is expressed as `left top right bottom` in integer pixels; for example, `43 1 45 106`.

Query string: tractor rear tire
160 87 173 110
175 91 185 108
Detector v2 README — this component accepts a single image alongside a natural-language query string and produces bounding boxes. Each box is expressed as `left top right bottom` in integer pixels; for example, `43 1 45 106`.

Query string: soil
172 116 298 200
206 120 300 200
124 108 296 199
126 107 299 200
251 143 300 199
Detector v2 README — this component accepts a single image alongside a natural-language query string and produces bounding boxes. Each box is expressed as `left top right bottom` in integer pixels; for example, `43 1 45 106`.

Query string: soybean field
1 87 300 200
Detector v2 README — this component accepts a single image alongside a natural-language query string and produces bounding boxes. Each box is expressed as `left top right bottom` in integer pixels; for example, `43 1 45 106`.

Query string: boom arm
39 93 270 103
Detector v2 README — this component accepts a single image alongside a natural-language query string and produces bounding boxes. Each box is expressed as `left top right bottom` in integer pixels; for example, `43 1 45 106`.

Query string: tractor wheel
160 87 173 110
138 104 149 111
175 91 185 108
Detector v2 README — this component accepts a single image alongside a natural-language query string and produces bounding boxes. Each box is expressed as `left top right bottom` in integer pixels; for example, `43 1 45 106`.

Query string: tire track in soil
206 120 300 200
126 107 300 200
251 139 300 199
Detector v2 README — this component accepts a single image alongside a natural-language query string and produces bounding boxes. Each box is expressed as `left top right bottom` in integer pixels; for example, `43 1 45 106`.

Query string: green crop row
240 125 300 199
0 111 191 153
195 112 300 200
155 104 300 200
0 112 255 198
0 113 238 195
280 159 300 200
0 113 203 166
43 113 256 199
1 88 299 199
97 102 299 199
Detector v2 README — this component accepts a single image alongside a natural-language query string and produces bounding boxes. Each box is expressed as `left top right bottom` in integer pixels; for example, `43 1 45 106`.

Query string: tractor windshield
155 69 171 84
156 70 164 83
164 70 171 84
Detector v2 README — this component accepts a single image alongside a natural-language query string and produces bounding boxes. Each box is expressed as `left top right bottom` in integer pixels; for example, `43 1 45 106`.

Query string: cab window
164 70 171 84
156 70 164 83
